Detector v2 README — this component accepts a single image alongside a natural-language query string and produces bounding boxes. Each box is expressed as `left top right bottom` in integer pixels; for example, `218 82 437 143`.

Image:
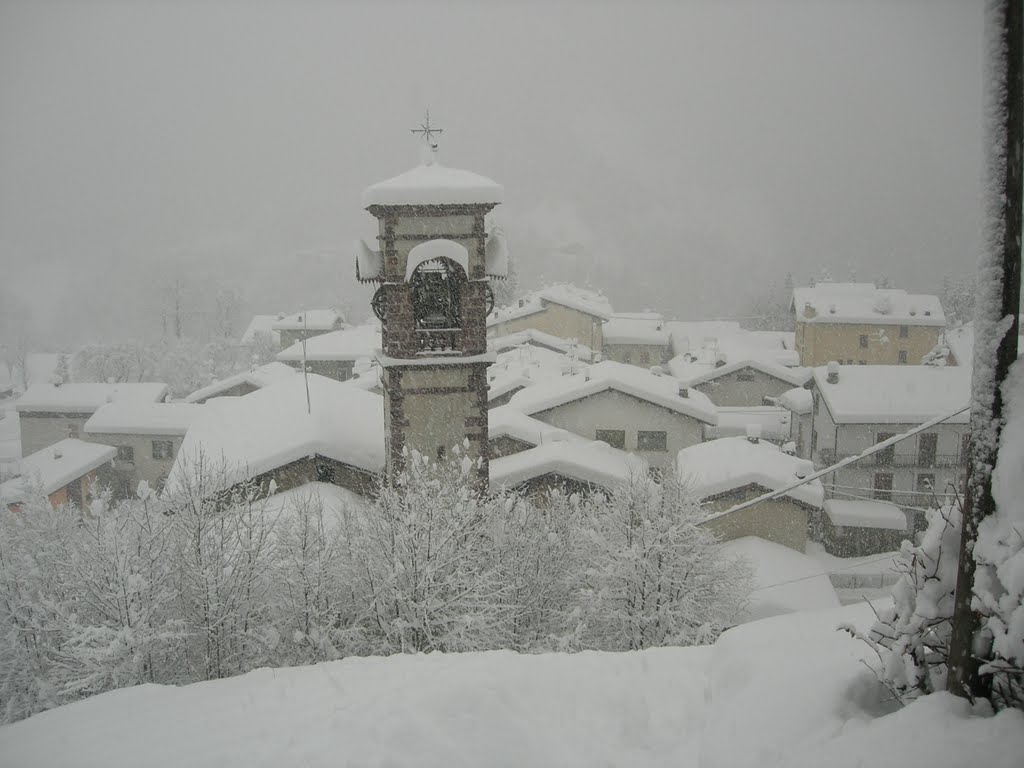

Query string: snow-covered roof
1 438 116 503
677 437 823 508
792 282 945 327
507 360 718 425
776 387 813 415
271 309 345 332
488 284 613 327
184 363 297 404
355 239 384 282
666 321 799 370
813 365 972 424
240 315 282 345
164 374 384 497
262 481 370 523
705 407 792 441
276 324 381 363
603 313 670 347
487 344 587 403
362 158 503 207
84 402 203 436
488 329 594 361
823 499 908 530
488 406 584 448
490 440 647 493
485 227 509 277
676 359 811 389
16 382 169 414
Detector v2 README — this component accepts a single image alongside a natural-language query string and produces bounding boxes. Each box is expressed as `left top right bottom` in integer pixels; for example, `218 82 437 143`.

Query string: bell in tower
355 114 508 486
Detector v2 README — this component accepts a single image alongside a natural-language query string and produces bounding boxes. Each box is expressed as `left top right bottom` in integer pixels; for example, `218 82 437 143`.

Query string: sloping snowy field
1 602 1021 768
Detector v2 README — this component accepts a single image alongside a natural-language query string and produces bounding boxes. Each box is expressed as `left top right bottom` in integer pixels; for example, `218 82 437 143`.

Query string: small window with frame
637 430 667 451
152 440 174 460
595 429 626 450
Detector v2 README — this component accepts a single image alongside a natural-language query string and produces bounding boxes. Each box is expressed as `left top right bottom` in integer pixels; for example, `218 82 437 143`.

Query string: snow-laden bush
844 503 961 704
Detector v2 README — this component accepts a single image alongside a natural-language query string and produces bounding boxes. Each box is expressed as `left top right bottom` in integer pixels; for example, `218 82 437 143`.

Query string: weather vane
411 109 443 149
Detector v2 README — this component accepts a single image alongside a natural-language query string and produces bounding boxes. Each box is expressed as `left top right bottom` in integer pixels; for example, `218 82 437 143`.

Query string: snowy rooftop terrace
277 324 382 363
184 362 297 404
1 438 116 504
792 282 945 326
16 382 169 414
677 436 822 509
84 402 203 436
507 360 717 425
813 364 971 424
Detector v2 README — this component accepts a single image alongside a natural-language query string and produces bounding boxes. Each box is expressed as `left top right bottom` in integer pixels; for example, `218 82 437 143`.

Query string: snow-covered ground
2 600 1020 768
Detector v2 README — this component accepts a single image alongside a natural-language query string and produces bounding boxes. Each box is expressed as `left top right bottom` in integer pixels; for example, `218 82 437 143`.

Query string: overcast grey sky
0 0 985 345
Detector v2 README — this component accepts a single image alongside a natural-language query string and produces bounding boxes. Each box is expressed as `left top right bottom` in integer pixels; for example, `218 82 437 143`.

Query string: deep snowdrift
1 603 1021 768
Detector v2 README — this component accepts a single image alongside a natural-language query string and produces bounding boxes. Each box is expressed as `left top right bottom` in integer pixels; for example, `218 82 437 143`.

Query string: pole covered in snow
947 0 1022 702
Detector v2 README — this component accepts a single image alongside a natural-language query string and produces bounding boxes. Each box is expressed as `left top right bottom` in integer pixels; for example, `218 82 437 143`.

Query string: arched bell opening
411 256 467 353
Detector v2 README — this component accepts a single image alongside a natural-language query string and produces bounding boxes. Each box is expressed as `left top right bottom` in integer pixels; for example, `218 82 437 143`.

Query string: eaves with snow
812 364 971 424
0 438 116 505
792 282 945 327
276 325 382 363
15 382 169 414
488 284 614 327
84 402 203 436
184 362 297 404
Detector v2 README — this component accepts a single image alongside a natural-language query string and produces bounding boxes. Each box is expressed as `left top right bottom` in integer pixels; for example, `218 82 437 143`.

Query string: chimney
804 301 817 319
746 424 761 444
678 384 689 398
826 361 840 384
518 299 525 308
794 460 813 480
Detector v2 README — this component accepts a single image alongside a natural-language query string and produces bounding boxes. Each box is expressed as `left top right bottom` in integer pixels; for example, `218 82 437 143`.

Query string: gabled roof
271 309 345 332
362 159 503 207
1 438 116 504
506 360 717 425
666 322 799 370
775 387 813 415
488 406 584 448
488 284 613 327
603 313 670 346
184 363 297 404
16 383 169 414
276 325 381 363
792 282 945 327
165 374 384 497
812 364 971 424
488 329 594 361
823 499 907 530
487 343 587 403
676 359 811 389
677 437 822 509
240 315 282 345
490 440 647 493
85 402 203 436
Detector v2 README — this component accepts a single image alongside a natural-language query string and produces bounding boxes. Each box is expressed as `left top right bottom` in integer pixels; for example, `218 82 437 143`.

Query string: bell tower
356 115 506 485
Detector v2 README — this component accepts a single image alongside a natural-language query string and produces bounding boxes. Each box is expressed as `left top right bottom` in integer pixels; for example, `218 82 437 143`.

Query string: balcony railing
818 449 963 468
415 328 462 355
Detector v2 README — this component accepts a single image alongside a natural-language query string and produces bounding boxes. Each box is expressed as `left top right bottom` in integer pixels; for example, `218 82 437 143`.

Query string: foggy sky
0 0 986 346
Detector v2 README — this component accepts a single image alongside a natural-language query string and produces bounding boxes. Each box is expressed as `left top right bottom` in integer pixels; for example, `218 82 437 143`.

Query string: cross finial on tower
411 109 443 150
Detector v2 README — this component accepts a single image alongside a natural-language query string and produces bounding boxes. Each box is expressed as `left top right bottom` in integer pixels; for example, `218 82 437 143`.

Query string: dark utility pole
947 0 1023 701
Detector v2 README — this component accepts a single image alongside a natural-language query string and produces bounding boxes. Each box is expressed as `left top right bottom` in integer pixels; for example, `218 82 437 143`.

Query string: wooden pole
947 0 1022 702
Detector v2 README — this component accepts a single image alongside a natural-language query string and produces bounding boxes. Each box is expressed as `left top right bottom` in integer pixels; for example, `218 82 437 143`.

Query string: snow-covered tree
941 274 976 328
575 476 752 651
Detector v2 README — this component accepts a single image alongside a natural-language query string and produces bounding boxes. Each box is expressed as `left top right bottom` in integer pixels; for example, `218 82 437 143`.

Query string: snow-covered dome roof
362 159 504 208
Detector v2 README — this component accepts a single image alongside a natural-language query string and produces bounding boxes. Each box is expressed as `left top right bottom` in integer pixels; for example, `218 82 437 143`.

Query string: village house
488 328 594 362
505 360 718 474
487 284 612 353
1 437 116 511
271 309 347 351
676 358 811 408
83 401 203 496
276 324 381 382
490 439 647 500
676 435 823 552
15 382 169 457
600 312 671 367
810 363 971 523
818 498 911 557
184 362 296 403
791 282 945 366
163 374 384 502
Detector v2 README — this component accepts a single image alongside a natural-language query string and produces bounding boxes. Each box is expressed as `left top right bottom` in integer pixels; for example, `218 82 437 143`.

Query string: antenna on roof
302 312 311 415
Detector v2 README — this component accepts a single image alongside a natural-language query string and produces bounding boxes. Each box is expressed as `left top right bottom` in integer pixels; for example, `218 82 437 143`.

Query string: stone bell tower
356 115 507 485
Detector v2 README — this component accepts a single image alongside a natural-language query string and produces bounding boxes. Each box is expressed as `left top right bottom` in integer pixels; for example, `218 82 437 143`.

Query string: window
873 472 893 501
152 440 174 460
622 353 632 365
736 372 755 382
859 334 869 348
918 433 937 467
875 433 895 466
898 350 908 364
845 359 854 365
637 430 667 451
316 461 335 483
858 360 867 365
899 325 909 338
411 259 464 330
640 350 650 365
116 445 134 462
66 424 79 439
916 473 935 493
595 429 626 450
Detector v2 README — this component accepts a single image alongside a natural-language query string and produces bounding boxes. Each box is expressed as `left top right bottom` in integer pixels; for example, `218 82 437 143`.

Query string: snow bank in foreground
1 603 1021 768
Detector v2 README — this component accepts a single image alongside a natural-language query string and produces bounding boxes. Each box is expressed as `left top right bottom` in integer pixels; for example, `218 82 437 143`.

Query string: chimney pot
826 360 840 384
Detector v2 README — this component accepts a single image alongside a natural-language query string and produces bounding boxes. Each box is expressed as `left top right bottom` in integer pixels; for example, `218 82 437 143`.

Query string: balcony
415 328 462 355
817 449 963 468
